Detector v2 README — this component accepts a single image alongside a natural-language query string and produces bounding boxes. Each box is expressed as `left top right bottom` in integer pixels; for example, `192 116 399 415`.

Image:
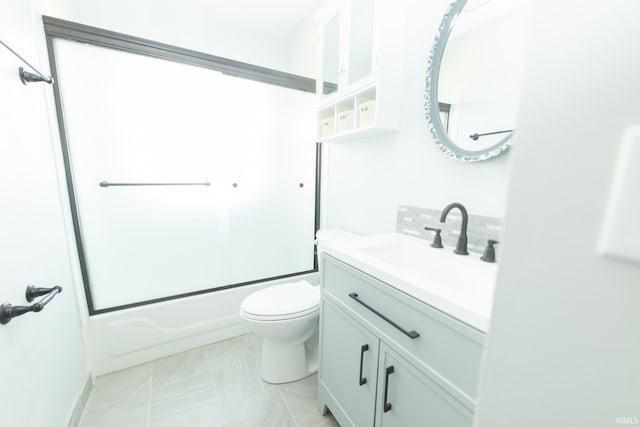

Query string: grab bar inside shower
99 181 211 187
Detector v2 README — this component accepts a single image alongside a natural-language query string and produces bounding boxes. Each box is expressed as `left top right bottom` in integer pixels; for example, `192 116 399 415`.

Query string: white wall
287 15 317 78
322 0 512 236
475 1 640 425
0 0 89 425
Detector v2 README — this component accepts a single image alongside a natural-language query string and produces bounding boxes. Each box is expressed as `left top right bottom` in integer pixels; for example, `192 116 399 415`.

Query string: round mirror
425 0 528 162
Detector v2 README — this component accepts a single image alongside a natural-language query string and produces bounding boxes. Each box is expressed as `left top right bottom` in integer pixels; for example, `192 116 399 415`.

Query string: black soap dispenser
480 239 499 263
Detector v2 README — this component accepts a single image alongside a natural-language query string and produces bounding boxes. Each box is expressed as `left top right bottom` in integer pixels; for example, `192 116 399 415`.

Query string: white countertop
319 233 498 332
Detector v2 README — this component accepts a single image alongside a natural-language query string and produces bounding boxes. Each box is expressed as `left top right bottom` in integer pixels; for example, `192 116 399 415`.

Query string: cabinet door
319 299 379 427
320 11 341 97
347 0 375 85
316 0 375 98
375 344 474 427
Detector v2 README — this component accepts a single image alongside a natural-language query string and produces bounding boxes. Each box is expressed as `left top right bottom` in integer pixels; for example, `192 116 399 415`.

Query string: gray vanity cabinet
318 254 483 427
320 299 380 427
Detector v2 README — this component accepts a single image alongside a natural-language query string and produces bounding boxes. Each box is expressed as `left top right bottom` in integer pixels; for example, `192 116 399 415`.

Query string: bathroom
1 0 638 425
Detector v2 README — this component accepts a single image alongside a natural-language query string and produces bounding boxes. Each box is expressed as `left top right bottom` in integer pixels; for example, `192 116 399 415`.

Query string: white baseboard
67 375 92 427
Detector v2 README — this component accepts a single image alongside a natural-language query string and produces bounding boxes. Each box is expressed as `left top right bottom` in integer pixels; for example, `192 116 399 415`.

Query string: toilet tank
315 229 359 271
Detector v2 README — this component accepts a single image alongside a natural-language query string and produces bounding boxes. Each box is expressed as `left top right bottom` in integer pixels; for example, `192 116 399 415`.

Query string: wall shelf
315 82 400 143
316 119 397 143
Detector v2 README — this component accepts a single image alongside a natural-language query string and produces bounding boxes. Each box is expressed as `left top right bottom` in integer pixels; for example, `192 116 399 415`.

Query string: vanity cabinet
314 0 405 142
320 299 379 427
375 344 473 427
318 255 484 427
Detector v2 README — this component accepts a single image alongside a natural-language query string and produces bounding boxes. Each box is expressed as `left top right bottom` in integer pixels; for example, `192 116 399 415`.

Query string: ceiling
155 0 327 38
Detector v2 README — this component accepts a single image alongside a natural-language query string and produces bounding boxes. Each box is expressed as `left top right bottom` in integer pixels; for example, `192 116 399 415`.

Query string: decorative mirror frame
425 0 514 162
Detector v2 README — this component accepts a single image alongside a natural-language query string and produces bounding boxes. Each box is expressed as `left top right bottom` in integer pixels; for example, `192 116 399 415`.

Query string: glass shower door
53 39 316 311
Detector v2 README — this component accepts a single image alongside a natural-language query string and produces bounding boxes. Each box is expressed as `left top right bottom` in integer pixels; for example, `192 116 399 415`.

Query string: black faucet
440 202 469 255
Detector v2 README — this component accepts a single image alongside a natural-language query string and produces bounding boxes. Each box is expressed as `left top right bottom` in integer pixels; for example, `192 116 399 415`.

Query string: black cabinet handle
383 365 395 413
348 293 419 339
358 344 369 386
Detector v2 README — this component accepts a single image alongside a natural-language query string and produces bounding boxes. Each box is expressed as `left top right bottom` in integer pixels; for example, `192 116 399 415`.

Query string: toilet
240 229 359 384
240 280 320 384
315 228 359 269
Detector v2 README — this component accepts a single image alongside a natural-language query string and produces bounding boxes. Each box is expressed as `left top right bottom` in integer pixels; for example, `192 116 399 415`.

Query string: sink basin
319 232 498 331
357 237 489 285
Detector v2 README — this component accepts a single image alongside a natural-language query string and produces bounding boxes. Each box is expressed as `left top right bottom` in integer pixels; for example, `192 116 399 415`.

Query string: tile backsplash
396 205 502 255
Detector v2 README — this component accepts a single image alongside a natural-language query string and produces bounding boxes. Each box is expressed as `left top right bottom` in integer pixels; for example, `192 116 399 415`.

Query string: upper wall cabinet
315 0 405 143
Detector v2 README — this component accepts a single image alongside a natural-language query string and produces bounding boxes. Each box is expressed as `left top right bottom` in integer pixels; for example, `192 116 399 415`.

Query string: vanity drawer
322 254 485 401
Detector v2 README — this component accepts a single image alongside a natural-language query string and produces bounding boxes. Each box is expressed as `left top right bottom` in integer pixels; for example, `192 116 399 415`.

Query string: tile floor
79 334 339 427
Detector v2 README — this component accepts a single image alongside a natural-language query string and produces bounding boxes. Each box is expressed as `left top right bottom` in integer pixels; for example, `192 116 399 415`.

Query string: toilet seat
241 281 320 321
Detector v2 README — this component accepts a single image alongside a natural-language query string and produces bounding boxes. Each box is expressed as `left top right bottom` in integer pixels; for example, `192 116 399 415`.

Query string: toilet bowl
240 280 320 384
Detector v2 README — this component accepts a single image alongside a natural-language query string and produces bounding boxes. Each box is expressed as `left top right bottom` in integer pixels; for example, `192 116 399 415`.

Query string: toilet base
261 340 317 384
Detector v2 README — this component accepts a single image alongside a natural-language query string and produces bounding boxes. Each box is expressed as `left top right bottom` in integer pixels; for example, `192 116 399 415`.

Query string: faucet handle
480 240 499 263
424 227 443 248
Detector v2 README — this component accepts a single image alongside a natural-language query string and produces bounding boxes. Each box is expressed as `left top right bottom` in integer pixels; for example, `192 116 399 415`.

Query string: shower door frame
43 16 322 315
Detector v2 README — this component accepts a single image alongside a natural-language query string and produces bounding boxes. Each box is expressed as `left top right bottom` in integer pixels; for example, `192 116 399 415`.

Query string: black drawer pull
348 293 419 339
358 344 369 386
383 365 394 413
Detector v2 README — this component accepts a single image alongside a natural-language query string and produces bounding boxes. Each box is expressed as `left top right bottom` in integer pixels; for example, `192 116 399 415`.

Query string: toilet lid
241 281 320 319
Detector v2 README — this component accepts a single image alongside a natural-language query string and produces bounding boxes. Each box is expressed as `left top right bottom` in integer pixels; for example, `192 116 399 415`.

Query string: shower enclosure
45 18 318 314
